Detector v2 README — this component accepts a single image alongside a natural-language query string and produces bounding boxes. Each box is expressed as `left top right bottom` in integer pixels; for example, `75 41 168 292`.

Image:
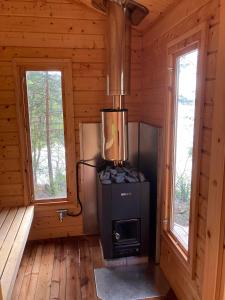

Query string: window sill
32 198 72 206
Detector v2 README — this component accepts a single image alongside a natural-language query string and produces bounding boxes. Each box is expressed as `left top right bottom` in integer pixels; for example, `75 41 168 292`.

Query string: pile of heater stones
99 165 146 185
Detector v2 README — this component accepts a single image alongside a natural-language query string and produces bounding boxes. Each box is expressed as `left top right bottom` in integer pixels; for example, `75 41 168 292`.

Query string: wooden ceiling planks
134 0 181 31
0 0 181 32
79 0 181 32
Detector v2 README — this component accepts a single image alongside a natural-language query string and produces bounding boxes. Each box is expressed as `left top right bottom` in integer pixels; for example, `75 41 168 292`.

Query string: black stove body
97 177 150 259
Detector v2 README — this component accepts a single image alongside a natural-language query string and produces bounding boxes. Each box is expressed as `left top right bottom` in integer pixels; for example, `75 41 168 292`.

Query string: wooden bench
0 206 34 300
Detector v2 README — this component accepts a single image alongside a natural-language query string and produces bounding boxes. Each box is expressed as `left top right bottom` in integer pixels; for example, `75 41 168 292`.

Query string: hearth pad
94 264 169 300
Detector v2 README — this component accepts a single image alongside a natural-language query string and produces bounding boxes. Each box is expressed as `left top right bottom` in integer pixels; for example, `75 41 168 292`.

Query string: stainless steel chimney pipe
106 0 131 101
93 0 148 164
101 0 130 164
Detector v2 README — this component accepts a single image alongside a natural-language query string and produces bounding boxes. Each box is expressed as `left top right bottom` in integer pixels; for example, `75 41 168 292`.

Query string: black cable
67 160 97 217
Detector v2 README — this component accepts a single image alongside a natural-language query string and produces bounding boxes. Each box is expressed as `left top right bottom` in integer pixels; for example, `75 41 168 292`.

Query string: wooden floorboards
12 236 177 300
12 236 103 300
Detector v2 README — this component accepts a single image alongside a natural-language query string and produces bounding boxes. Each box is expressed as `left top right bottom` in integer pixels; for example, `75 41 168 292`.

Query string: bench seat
0 206 34 300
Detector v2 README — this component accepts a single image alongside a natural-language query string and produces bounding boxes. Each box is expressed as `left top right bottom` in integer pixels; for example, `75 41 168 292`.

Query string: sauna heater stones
97 165 150 259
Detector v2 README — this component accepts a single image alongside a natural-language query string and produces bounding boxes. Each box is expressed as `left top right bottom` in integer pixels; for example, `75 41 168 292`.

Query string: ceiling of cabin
135 0 181 31
83 0 181 31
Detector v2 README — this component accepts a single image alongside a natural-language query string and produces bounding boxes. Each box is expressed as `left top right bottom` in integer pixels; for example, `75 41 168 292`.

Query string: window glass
171 50 198 250
25 71 67 200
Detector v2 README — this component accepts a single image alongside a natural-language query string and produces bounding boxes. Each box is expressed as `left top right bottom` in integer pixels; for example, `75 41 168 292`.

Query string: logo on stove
121 192 132 197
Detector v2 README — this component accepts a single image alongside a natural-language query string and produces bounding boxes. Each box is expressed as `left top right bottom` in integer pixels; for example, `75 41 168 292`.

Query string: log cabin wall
0 0 142 239
140 0 219 299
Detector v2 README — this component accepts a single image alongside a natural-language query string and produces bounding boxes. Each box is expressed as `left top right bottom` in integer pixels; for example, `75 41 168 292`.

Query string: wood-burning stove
96 0 151 261
97 176 150 259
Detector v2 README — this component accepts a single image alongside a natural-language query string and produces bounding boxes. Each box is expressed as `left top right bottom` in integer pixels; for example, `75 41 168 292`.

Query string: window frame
14 59 76 205
170 44 199 255
163 25 207 273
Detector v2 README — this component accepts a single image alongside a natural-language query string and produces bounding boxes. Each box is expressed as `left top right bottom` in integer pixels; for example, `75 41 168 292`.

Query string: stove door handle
113 231 121 241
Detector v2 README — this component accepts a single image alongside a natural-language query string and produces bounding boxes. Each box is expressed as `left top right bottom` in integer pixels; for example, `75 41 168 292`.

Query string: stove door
113 218 140 245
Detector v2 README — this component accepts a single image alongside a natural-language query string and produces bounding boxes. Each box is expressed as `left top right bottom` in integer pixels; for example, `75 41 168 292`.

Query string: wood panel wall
1 0 223 297
0 0 142 239
202 1 225 298
140 0 220 299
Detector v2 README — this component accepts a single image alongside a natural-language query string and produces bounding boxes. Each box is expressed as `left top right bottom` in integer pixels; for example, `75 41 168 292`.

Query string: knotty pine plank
0 16 106 35
199 174 209 200
0 76 14 91
73 77 105 91
11 244 32 300
0 207 26 277
0 196 24 207
208 23 219 53
197 216 207 241
0 208 9 229
0 32 105 49
31 213 82 230
0 104 17 119
203 103 214 129
1 206 34 300
59 239 67 300
0 47 106 63
79 238 97 300
0 184 23 197
26 243 44 300
204 80 215 104
73 63 106 77
202 128 212 154
0 208 17 249
0 132 19 145
0 119 18 133
206 52 217 79
0 1 105 20
50 240 61 300
0 91 16 105
200 152 210 177
0 158 21 171
34 241 55 300
89 237 104 269
0 47 140 64
18 243 38 300
0 63 13 76
0 145 20 159
198 196 207 221
65 239 81 300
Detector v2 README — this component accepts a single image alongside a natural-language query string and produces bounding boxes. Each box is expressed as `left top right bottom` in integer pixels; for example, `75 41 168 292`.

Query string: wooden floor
12 236 177 300
12 236 103 300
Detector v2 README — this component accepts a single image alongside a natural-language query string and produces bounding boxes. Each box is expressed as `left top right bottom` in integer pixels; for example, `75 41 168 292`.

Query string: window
15 60 75 204
164 28 206 266
26 71 67 200
171 49 198 250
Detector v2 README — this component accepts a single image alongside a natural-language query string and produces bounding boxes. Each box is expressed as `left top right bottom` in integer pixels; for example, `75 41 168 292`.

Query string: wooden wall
1 0 223 297
140 0 220 299
0 0 142 239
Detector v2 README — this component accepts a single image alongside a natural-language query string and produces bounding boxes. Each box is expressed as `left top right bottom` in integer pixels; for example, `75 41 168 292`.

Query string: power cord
67 160 98 217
